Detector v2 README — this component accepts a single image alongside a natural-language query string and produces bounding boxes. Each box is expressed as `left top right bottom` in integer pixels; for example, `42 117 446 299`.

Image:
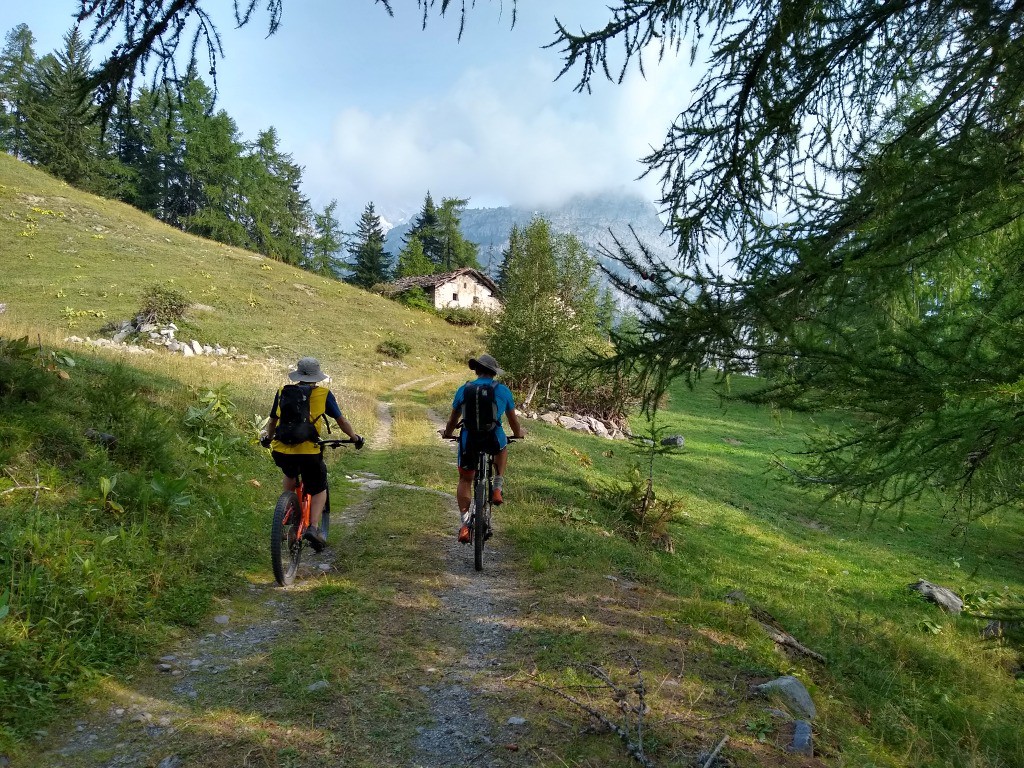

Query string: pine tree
345 202 391 289
177 68 248 246
395 234 433 278
407 192 443 269
596 286 616 340
0 24 37 158
488 218 602 392
436 196 480 271
22 27 105 188
307 200 345 278
244 126 309 264
552 1 1024 515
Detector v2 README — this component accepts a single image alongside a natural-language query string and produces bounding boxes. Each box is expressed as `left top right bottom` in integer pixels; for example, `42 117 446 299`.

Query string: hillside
0 153 480 384
2 156 1023 768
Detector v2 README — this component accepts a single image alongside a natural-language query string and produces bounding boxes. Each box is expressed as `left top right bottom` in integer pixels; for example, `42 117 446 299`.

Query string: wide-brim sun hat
469 353 503 377
288 356 329 383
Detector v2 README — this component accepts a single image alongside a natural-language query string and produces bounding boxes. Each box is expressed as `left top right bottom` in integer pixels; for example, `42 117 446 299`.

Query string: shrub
137 284 189 325
595 463 680 552
377 338 412 359
438 306 490 327
395 286 433 311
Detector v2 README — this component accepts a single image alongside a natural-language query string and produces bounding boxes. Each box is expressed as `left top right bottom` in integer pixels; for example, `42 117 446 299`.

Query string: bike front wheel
271 491 302 586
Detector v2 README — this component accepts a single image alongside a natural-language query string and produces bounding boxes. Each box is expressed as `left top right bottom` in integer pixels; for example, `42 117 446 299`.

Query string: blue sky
2 2 698 225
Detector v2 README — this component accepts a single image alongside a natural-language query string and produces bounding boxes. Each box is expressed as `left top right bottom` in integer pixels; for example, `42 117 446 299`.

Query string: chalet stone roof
384 267 498 295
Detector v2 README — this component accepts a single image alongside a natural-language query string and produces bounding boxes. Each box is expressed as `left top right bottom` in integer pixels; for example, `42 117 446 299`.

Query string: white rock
507 716 527 726
307 680 329 692
66 336 83 343
213 615 229 625
202 345 213 355
181 345 193 357
539 412 560 425
190 340 203 355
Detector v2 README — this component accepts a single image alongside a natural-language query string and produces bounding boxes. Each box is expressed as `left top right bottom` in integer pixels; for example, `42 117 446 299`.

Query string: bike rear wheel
473 470 487 571
271 491 302 586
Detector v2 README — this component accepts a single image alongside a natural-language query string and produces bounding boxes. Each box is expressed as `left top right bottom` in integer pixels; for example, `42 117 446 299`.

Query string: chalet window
453 292 459 301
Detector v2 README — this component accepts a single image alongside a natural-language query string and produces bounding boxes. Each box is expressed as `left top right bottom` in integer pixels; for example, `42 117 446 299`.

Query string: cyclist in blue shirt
440 354 525 543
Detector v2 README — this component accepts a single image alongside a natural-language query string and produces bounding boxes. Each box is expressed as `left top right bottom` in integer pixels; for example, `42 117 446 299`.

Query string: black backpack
274 384 322 444
462 382 499 433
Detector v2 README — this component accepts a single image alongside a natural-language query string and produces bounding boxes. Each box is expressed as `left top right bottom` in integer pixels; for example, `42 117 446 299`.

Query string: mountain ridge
384 191 678 276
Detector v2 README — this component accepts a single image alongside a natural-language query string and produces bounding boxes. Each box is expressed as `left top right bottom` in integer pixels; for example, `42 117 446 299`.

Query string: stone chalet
383 268 502 313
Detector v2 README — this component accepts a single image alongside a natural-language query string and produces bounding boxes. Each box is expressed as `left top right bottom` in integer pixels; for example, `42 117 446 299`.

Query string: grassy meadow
1 154 1023 766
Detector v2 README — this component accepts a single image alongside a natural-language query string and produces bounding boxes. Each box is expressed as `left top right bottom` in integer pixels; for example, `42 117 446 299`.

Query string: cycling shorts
272 451 328 495
457 430 503 472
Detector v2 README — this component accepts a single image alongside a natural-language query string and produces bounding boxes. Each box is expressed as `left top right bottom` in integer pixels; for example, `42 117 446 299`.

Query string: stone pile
66 318 247 359
521 410 628 440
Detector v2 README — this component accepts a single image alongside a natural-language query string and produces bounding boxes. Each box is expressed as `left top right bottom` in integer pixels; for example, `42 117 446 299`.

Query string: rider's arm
335 413 358 441
441 408 461 439
265 416 278 440
325 391 359 441
506 408 526 439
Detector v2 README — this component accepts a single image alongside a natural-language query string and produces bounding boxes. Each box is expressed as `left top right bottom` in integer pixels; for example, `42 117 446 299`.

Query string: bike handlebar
318 437 361 449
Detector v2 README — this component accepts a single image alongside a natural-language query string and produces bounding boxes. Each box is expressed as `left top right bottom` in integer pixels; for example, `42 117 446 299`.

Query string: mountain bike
445 432 518 571
270 438 356 586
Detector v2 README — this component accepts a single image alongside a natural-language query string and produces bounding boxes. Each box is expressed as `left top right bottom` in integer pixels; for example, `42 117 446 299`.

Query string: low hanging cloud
301 52 695 220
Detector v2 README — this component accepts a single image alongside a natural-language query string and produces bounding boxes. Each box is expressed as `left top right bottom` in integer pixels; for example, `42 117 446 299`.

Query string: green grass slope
0 153 476 381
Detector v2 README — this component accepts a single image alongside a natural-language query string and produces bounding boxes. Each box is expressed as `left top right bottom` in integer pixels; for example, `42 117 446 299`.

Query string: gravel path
409 410 531 768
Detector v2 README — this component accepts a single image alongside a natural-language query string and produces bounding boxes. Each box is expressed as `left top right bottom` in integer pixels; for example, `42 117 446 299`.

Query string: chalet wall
431 275 501 313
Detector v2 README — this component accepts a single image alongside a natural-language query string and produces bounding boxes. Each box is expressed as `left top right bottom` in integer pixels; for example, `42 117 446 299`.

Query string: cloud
301 51 696 221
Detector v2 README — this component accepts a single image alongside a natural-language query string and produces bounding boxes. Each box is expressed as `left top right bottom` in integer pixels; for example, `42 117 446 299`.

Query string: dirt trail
411 498 530 768
28 380 534 768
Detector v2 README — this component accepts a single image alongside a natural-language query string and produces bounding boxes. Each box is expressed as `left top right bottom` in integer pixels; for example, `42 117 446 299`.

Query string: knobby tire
473 467 486 571
271 491 301 586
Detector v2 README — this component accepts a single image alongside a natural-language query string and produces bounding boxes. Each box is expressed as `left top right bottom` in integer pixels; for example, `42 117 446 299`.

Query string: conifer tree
177 68 248 246
307 200 345 278
0 24 37 158
596 286 616 340
395 234 433 278
22 27 106 189
244 127 309 264
346 202 391 289
489 218 601 395
436 196 480 271
552 1 1024 515
407 191 443 268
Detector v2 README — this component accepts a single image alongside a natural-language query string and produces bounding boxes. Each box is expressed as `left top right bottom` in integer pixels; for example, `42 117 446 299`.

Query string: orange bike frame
285 481 313 538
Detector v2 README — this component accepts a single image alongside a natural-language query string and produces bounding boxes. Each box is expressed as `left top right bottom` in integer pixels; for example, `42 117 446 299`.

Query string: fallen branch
525 678 658 768
0 484 52 497
701 735 729 768
726 590 826 663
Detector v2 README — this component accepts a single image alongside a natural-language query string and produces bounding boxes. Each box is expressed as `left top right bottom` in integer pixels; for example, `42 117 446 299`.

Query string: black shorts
457 430 502 472
272 451 328 495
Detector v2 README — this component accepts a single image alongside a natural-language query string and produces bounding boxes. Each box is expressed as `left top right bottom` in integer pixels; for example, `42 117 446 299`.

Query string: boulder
539 412 560 425
558 415 591 432
757 676 816 720
789 720 813 755
189 340 203 355
661 435 685 447
909 579 964 615
181 345 194 357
